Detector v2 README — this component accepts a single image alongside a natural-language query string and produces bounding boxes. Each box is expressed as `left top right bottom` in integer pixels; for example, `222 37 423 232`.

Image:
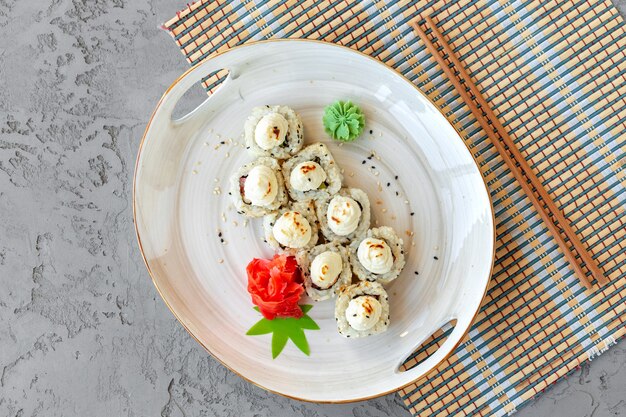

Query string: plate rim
132 38 496 403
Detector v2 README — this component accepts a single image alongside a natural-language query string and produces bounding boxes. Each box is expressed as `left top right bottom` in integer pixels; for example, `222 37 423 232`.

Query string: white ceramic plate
134 40 494 403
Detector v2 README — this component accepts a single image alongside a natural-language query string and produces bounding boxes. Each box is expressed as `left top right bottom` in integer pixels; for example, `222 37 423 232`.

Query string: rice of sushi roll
230 157 288 217
316 187 370 244
263 200 319 251
335 281 390 338
244 105 303 159
296 242 352 301
282 142 343 201
349 227 405 284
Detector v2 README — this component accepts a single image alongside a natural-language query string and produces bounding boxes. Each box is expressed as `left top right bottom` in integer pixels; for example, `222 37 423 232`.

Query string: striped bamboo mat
162 1 626 416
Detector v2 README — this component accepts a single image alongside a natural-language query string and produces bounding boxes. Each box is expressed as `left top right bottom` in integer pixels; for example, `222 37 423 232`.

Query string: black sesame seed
371 166 376 169
220 141 225 145
246 146 250 149
347 335 350 337
395 191 399 196
395 175 398 180
228 192 232 195
362 160 366 164
366 315 370 319
353 314 357 317
367 155 372 160
410 212 415 216
414 271 419 275
220 238 224 243
387 182 390 187
434 256 439 260
369 130 373 134
218 232 222 237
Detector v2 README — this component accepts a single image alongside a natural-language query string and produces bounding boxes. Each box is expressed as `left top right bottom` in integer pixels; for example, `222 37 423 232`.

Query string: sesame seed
382 208 388 213
349 172 355 177
192 170 198 175
434 256 439 260
369 130 373 134
414 271 419 275
362 160 366 164
395 191 399 196
387 182 390 187
410 212 415 216
217 258 224 264
404 200 409 204
218 231 222 237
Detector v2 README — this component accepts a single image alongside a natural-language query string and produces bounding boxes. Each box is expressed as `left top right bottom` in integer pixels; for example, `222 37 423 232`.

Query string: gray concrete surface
0 1 624 416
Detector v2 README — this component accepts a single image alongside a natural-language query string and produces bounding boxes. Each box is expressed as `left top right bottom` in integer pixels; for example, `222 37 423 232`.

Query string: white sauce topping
357 238 393 274
273 211 311 248
290 161 327 192
310 251 342 289
327 195 361 236
346 296 382 331
243 165 278 206
254 113 288 150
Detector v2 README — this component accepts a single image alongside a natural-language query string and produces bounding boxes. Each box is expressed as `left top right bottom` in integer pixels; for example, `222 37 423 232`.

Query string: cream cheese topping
254 113 289 150
272 211 311 248
357 237 393 274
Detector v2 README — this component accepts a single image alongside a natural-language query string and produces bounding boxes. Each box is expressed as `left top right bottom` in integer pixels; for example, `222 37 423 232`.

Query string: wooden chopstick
411 17 607 288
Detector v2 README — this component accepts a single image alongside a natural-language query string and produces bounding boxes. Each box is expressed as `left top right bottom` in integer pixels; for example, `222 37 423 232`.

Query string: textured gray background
0 1 624 416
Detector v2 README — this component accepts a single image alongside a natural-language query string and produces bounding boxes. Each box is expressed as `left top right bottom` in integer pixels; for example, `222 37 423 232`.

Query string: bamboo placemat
162 1 626 415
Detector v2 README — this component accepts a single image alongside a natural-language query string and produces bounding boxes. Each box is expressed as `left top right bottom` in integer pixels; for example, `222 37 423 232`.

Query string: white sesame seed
192 170 198 174
221 212 226 222
233 221 238 227
382 208 388 213
213 186 221 195
404 200 409 205
217 258 224 264
243 219 249 227
349 172 355 177
226 152 230 158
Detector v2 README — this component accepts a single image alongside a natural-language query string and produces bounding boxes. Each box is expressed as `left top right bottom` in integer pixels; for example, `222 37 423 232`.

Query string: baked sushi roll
297 242 352 301
282 143 342 201
244 105 303 159
349 227 405 284
317 187 370 243
230 157 288 217
335 281 390 338
263 200 319 251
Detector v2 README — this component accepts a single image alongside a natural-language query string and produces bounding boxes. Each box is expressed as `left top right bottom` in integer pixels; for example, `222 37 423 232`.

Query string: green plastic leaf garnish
322 100 365 142
246 304 320 359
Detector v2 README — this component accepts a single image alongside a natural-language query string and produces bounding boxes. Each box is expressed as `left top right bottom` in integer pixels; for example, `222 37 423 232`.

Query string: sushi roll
316 187 370 244
297 242 352 301
244 105 303 159
263 200 319 251
349 227 405 284
335 281 390 338
282 142 343 201
230 157 288 217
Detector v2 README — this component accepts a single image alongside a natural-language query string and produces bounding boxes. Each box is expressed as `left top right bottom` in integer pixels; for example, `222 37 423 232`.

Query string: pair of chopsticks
411 17 608 289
